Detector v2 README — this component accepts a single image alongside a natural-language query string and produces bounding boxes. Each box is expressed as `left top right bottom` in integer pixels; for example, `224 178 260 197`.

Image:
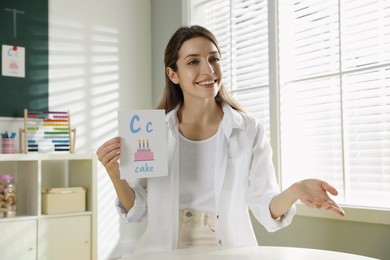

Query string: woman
96 25 344 254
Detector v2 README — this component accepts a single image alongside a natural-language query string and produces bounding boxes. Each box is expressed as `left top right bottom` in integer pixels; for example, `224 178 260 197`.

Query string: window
189 0 390 209
279 0 390 208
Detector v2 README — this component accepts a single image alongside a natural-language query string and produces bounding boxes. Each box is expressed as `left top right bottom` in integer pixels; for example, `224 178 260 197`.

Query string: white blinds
191 0 270 136
279 0 390 207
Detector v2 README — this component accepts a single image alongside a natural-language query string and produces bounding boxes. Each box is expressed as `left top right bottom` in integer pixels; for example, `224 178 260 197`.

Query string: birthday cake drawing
9 60 18 70
134 139 154 161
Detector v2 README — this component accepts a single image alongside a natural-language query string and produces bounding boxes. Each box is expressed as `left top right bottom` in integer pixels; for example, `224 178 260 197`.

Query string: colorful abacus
20 109 76 153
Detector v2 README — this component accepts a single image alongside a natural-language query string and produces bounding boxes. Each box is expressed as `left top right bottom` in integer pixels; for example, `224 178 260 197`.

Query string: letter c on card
130 114 141 133
8 48 13 57
146 121 153 133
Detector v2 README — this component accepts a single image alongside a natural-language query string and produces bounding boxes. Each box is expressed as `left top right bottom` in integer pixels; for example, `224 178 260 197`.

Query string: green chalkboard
0 0 48 118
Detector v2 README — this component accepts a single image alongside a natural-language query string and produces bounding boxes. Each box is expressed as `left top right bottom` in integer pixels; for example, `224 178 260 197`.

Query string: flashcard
2 45 25 78
118 110 168 179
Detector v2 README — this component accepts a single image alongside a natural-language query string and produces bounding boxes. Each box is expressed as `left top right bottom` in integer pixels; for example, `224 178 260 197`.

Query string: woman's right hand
96 137 121 179
97 137 136 212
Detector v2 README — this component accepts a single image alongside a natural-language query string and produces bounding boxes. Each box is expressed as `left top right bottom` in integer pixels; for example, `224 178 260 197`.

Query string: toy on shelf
0 174 16 218
19 109 76 153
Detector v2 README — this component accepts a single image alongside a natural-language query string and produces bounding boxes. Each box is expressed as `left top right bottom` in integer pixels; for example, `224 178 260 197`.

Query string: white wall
151 0 183 105
49 1 152 259
1 1 151 259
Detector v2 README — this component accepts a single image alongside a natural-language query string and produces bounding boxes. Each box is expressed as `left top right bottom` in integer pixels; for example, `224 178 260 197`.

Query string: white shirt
179 129 219 212
116 103 296 254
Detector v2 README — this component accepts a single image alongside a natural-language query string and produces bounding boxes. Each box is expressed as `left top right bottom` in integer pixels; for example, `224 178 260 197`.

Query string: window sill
296 203 390 225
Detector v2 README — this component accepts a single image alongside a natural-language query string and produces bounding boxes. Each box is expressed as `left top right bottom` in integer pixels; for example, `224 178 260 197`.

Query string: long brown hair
155 25 245 113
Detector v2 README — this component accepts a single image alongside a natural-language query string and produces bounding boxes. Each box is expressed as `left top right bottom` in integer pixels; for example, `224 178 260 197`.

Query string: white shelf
0 153 94 161
0 153 97 260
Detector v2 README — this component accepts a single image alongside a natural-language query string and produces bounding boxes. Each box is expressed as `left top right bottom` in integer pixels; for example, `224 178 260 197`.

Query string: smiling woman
157 25 245 114
96 25 345 256
166 37 222 103
166 36 224 141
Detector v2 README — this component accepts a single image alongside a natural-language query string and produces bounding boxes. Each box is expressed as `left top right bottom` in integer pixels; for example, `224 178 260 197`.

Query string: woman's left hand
292 179 345 216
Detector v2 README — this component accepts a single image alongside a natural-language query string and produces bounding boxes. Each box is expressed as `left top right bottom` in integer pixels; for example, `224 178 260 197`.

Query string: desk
121 246 379 260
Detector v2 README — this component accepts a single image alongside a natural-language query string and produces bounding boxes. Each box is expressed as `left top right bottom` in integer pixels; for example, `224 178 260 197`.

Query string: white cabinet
38 215 91 260
0 219 37 260
0 154 97 260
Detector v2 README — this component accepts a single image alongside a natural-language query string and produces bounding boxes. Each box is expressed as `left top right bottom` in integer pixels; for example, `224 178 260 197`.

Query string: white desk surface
121 246 379 260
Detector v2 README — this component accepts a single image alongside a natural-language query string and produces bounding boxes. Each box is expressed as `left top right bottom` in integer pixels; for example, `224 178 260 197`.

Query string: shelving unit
0 153 96 260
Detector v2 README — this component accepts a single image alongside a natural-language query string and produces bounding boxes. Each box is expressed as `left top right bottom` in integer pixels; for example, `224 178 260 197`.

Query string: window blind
340 0 390 207
279 0 390 208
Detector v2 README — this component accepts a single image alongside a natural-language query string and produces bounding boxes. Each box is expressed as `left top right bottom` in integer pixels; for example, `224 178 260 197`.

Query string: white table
121 246 379 260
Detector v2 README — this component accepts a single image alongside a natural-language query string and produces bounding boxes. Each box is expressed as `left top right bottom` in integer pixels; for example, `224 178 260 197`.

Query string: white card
118 110 168 179
2 45 25 78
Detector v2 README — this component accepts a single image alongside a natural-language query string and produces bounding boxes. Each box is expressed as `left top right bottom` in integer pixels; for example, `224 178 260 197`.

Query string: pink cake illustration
134 139 154 161
9 60 18 70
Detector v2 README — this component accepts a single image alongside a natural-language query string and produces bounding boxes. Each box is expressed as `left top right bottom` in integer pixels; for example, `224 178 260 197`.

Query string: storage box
42 187 86 214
